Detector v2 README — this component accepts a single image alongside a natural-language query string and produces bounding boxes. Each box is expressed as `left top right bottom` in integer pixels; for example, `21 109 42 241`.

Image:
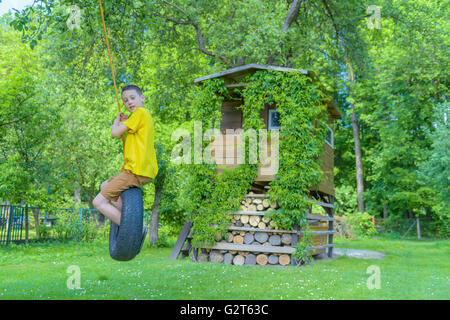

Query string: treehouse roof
194 64 342 119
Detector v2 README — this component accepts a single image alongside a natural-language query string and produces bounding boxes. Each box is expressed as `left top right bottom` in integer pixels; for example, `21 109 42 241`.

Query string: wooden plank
228 226 296 234
300 230 335 235
236 196 335 209
225 83 248 88
180 239 192 259
203 243 296 254
228 226 334 235
227 210 334 222
194 64 308 83
308 214 335 221
309 243 334 250
244 194 269 198
308 199 334 209
170 220 193 260
228 211 266 216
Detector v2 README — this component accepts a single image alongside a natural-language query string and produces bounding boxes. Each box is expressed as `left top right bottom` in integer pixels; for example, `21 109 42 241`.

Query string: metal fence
0 205 26 245
0 204 153 246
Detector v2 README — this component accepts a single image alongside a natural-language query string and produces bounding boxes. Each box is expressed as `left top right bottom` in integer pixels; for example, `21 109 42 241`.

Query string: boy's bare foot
138 226 148 254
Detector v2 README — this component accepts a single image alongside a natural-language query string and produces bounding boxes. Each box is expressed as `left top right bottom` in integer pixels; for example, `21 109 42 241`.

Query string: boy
93 84 158 252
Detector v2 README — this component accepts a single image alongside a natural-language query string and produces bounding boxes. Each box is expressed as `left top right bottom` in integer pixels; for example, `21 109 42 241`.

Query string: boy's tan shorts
101 170 152 202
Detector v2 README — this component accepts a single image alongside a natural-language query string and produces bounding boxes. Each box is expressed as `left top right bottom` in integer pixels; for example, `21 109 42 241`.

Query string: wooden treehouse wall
212 101 335 195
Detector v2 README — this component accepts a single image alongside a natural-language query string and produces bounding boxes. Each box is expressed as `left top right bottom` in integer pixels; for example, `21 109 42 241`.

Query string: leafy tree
0 18 61 206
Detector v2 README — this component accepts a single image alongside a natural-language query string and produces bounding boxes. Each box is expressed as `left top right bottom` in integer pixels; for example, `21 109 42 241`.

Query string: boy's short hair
121 84 143 96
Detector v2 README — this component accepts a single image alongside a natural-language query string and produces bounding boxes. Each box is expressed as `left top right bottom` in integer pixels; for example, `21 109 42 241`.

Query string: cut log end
279 254 291 266
233 235 244 245
233 254 245 265
256 254 268 265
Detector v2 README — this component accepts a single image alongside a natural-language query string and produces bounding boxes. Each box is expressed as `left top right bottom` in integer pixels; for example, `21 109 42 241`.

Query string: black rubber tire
109 187 143 261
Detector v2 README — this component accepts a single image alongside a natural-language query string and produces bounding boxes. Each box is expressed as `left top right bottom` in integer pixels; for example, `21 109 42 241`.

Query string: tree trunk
351 104 365 212
74 183 81 204
148 184 163 245
321 0 366 212
268 0 305 64
282 0 304 31
31 207 40 240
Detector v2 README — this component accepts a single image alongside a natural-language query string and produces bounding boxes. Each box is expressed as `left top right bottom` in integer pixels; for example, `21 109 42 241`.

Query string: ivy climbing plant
183 70 328 261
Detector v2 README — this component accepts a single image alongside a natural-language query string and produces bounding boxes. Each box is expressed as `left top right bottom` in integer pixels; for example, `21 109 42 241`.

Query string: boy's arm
112 112 128 138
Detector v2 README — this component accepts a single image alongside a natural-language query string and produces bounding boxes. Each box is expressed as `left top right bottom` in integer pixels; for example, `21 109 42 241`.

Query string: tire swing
98 0 144 261
109 188 144 261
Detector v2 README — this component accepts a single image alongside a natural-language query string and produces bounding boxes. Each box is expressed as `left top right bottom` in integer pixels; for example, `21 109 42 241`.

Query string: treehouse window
325 125 334 148
268 110 281 130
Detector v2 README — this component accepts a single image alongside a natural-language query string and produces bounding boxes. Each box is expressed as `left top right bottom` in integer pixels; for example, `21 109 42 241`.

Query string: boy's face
122 89 145 113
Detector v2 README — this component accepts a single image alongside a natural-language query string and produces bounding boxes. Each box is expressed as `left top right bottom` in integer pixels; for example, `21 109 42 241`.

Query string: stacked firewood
198 249 293 266
194 191 330 266
195 192 295 266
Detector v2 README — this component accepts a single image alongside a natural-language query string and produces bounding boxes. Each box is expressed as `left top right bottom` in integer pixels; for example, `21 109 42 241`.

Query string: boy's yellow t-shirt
122 107 158 178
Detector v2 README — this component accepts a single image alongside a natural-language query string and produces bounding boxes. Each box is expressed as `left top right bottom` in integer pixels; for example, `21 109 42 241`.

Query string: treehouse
194 64 342 197
171 64 342 266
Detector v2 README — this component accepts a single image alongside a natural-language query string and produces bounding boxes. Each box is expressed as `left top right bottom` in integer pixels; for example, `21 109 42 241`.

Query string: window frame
325 124 334 149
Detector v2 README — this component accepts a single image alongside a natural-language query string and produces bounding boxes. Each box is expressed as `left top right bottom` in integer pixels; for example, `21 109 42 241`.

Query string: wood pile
194 191 332 266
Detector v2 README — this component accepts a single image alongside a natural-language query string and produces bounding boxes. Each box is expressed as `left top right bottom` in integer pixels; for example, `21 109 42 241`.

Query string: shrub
150 224 177 248
54 210 97 242
345 212 378 238
334 185 358 216
97 221 110 241
38 223 52 239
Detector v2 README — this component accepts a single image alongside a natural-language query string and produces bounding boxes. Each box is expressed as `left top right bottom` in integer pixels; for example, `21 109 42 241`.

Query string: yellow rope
98 0 125 145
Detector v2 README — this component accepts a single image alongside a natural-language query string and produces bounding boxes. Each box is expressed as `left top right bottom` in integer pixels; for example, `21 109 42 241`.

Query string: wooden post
180 235 193 259
401 219 416 239
383 202 388 219
25 204 29 244
192 247 198 262
327 196 334 258
291 222 299 266
170 220 193 260
416 217 421 239
6 205 12 245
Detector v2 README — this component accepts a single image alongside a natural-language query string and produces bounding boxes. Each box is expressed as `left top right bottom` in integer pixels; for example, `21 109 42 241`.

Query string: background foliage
0 0 448 241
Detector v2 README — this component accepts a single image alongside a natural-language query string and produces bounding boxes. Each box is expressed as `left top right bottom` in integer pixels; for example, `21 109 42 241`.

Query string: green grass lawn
0 237 448 300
